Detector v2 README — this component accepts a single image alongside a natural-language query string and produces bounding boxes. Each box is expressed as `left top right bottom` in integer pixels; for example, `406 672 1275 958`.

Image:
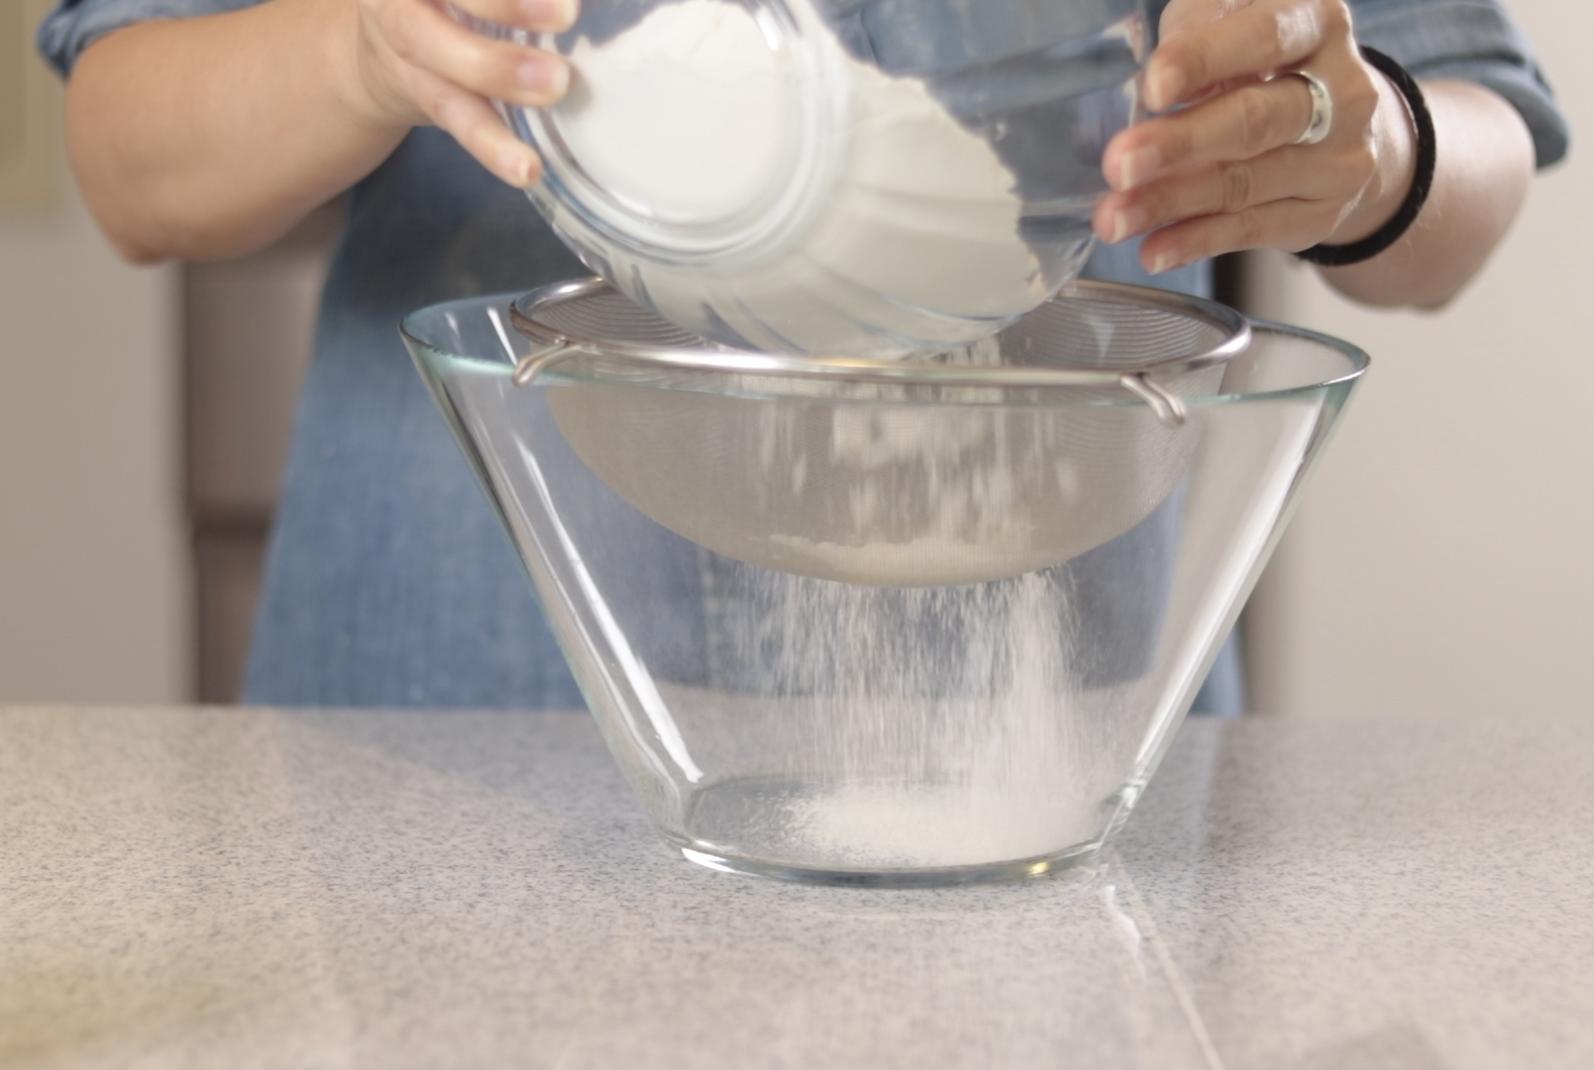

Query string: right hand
349 0 578 187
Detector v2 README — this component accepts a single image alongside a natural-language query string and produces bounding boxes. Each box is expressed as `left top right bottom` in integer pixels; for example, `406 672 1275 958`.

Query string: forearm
67 0 404 263
1317 79 1536 309
66 0 572 264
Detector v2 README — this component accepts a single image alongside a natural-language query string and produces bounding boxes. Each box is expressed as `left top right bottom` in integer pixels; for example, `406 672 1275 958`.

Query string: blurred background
0 0 1587 714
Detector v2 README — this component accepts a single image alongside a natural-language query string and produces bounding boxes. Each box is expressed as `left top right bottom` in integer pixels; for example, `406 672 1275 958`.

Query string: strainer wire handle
508 279 1241 430
512 339 580 387
1118 373 1187 427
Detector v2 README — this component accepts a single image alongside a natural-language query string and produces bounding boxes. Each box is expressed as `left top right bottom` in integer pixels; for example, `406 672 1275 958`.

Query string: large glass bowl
468 0 1151 356
403 287 1367 886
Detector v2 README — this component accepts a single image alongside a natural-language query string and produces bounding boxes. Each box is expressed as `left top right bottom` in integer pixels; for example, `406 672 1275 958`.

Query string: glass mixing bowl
465 0 1151 356
402 285 1367 886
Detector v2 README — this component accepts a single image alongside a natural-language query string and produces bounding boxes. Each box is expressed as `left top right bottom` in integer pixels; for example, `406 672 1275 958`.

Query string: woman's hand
349 0 577 188
1093 0 1416 276
66 0 580 261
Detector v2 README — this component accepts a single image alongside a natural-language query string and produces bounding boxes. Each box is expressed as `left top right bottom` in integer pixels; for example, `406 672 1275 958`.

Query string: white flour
553 0 1045 354
558 2 789 224
549 3 1108 868
674 563 1116 870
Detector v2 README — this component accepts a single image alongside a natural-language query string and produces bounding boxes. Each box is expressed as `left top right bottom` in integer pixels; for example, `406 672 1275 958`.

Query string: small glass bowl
469 0 1151 356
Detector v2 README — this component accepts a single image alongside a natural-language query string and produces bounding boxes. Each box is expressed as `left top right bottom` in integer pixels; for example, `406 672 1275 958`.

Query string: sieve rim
507 277 1251 391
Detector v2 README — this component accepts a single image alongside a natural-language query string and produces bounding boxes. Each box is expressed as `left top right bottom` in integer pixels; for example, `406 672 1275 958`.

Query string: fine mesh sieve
508 279 1248 587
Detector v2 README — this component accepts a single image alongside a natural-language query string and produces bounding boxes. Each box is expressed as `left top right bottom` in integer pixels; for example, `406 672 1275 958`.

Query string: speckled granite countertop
3 707 1592 1070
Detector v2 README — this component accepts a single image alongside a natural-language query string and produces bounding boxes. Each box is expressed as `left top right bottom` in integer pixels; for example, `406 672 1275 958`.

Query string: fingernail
502 148 538 187
1118 146 1160 190
521 0 576 30
1145 64 1185 112
518 56 569 98
1109 206 1147 243
1150 250 1181 275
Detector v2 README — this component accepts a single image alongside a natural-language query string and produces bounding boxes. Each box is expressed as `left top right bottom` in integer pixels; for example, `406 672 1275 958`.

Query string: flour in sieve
554 0 1045 354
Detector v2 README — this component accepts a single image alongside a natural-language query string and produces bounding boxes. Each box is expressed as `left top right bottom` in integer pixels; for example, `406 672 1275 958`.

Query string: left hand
1093 0 1416 274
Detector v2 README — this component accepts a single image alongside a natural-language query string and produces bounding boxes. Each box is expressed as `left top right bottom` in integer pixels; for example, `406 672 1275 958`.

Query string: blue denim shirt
39 0 1568 712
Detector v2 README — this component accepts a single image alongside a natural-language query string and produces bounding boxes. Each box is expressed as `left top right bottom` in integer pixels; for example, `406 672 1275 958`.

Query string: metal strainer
508 278 1249 587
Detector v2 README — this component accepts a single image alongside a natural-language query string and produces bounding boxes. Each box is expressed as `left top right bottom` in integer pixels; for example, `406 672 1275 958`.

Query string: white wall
1246 0 1592 719
0 36 189 703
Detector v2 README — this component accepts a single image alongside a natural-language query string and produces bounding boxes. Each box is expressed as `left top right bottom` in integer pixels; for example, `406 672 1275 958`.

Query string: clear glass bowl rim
400 284 1369 408
501 277 1253 389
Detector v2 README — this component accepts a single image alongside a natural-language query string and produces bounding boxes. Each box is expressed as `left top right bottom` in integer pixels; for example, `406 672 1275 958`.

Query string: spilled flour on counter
552 0 1044 353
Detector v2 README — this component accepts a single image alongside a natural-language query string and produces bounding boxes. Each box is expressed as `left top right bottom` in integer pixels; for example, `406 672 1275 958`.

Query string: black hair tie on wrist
1296 46 1436 267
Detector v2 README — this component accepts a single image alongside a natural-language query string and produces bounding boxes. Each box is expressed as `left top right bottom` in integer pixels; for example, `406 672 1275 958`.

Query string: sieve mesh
507 279 1248 586
528 288 720 351
512 278 1245 377
996 292 1233 371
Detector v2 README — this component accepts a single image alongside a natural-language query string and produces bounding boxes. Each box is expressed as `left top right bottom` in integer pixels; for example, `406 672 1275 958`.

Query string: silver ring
1281 69 1333 145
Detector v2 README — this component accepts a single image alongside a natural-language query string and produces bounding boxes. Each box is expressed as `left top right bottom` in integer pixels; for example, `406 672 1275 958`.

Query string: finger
1157 0 1250 40
1144 0 1346 110
1137 199 1339 273
447 0 578 33
1104 75 1318 190
408 65 545 187
1095 145 1361 243
378 0 569 108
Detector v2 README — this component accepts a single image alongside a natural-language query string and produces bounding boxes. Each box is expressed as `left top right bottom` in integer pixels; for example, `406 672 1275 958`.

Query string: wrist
1298 47 1437 269
1326 64 1418 245
307 0 418 135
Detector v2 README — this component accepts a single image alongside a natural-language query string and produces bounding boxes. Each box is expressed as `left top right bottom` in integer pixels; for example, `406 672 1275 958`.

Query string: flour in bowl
551 0 1046 354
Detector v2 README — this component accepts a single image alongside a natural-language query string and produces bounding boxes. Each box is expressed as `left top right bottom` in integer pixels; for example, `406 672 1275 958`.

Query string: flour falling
537 0 1136 868
659 559 1131 870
